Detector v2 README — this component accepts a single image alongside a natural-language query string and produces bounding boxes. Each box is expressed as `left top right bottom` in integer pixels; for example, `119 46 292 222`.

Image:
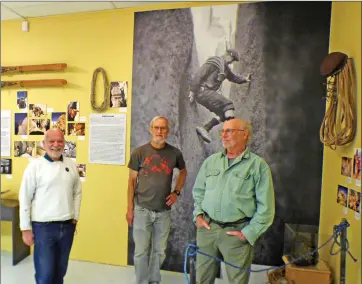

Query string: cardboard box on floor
282 255 332 284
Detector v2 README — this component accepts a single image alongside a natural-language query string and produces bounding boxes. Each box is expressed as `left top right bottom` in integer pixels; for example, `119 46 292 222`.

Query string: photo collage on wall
12 91 87 180
337 185 361 215
337 148 361 219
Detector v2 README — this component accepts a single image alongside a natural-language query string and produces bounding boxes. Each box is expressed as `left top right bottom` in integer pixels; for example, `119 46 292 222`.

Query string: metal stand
340 218 349 284
189 242 197 284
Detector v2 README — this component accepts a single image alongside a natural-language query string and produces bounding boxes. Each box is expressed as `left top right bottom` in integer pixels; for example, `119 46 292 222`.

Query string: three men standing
18 117 273 284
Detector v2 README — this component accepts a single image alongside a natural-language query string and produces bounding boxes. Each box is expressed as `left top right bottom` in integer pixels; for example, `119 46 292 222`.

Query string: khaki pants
196 217 253 284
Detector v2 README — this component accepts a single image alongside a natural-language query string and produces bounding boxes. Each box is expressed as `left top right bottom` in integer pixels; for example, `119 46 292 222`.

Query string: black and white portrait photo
63 141 77 159
110 81 127 108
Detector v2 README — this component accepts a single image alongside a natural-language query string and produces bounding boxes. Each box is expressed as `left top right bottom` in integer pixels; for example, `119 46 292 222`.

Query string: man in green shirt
193 118 275 284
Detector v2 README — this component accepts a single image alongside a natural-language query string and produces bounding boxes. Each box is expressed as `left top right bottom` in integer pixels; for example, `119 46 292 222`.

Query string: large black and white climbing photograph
128 1 332 273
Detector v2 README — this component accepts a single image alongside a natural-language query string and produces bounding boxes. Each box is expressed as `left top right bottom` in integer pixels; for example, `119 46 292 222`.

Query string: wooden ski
1 63 67 74
1 79 67 88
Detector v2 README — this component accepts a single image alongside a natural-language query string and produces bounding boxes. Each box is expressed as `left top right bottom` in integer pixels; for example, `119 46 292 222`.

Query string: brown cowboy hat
320 52 348 77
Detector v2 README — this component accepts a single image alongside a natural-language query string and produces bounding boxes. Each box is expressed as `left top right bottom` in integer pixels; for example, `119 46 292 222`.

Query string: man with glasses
192 118 275 284
188 49 251 143
126 116 187 284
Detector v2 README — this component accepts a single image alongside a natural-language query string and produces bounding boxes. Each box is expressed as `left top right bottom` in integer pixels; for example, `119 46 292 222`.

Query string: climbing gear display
319 52 357 149
184 219 357 284
1 63 67 73
1 79 67 88
90 67 109 112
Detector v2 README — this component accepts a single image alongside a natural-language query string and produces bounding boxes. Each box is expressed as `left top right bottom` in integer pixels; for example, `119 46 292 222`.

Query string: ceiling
1 1 166 21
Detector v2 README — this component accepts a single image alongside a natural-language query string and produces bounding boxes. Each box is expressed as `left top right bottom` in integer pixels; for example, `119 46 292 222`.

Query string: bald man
192 119 275 284
19 128 82 284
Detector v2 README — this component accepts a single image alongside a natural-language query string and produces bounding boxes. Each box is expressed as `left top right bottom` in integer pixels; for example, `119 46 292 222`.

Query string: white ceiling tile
1 4 23 20
10 2 114 18
111 2 149 9
2 2 47 9
111 2 165 9
1 1 166 21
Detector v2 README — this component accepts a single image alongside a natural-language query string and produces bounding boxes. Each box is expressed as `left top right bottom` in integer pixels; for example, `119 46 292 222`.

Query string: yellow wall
319 2 361 284
1 9 135 266
0 1 240 266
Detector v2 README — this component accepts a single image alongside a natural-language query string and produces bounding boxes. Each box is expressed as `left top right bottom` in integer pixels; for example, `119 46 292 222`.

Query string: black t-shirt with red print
128 142 186 212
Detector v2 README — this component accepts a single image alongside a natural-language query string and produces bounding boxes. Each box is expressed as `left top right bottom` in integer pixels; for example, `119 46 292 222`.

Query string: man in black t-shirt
126 116 187 284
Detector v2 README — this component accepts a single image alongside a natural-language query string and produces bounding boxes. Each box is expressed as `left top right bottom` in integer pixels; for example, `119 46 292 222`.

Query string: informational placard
1 110 11 157
89 114 126 165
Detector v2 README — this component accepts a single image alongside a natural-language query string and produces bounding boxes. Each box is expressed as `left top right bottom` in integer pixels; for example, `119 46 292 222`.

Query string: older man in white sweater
19 128 82 284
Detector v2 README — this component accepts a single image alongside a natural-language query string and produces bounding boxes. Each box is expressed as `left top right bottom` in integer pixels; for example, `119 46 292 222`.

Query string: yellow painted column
319 3 361 284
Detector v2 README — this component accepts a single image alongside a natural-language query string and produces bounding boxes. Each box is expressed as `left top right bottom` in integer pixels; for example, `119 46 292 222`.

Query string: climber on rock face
188 48 251 143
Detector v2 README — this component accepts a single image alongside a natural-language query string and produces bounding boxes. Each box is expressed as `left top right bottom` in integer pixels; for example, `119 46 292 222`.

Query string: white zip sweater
19 155 82 231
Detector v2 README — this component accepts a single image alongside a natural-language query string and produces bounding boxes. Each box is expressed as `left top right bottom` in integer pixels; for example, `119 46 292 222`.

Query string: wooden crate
282 255 332 284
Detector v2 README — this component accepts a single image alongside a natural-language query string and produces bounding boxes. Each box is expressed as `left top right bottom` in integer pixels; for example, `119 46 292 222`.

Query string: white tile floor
1 252 269 284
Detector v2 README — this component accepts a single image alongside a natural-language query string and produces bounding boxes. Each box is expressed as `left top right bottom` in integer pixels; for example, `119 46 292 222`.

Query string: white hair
149 116 169 129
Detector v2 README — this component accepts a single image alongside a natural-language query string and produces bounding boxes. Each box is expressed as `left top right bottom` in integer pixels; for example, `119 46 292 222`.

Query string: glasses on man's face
218 128 245 136
152 126 168 132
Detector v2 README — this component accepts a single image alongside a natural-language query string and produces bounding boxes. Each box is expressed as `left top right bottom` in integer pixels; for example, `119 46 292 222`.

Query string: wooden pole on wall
1 79 67 88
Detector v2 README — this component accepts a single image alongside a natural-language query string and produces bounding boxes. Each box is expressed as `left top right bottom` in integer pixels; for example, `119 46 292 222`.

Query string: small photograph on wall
29 119 50 135
16 91 28 111
77 164 86 181
29 104 47 118
63 141 76 159
35 141 46 158
341 157 353 177
348 189 361 213
52 112 66 134
353 148 361 184
337 185 348 207
1 159 12 175
110 81 127 109
14 113 28 135
68 101 80 121
14 141 36 158
68 123 85 136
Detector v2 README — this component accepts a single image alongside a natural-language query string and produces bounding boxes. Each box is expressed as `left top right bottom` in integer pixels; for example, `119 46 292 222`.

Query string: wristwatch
174 190 181 196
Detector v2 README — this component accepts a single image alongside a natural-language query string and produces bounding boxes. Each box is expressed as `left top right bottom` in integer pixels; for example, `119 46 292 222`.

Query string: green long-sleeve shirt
192 147 275 245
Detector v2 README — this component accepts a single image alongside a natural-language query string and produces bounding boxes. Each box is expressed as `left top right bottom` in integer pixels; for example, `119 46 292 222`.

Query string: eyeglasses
152 126 168 132
218 129 245 136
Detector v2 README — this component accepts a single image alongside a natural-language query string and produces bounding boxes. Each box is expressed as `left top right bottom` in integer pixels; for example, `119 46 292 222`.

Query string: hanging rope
184 220 357 284
320 59 356 150
90 67 109 112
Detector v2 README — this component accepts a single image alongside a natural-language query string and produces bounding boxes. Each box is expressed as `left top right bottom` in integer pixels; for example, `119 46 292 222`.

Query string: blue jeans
133 205 171 284
32 220 76 284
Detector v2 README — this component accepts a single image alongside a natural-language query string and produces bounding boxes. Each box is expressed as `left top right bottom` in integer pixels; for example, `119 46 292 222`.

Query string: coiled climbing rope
320 59 357 150
90 67 109 112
